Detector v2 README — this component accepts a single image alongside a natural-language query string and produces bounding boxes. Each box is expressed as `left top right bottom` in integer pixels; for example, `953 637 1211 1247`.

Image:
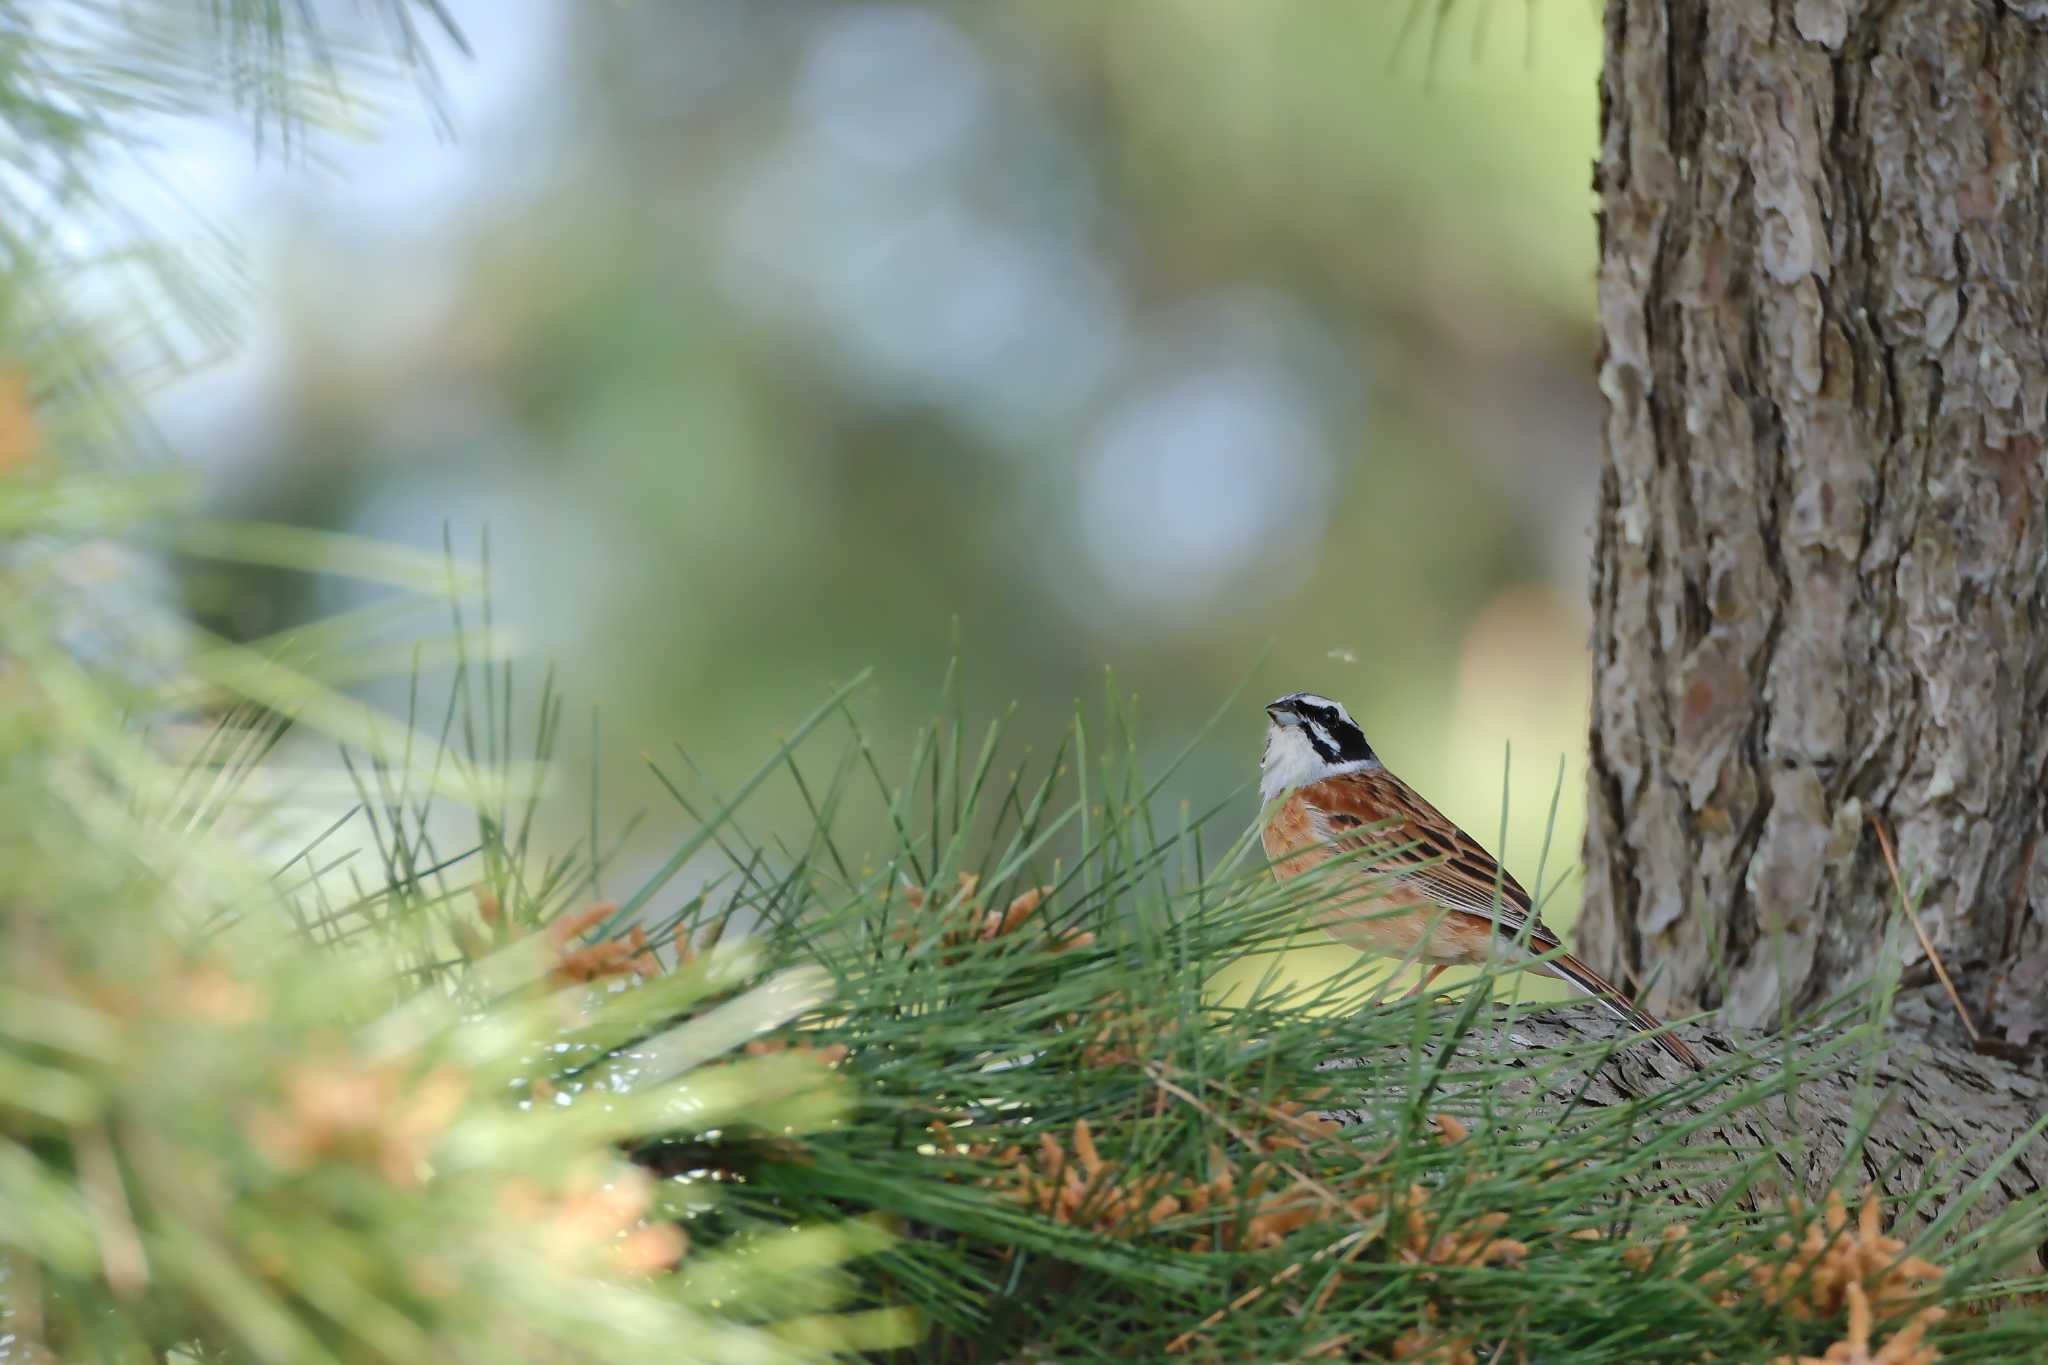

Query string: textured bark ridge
1320 1002 2047 1270
1582 0 2048 1027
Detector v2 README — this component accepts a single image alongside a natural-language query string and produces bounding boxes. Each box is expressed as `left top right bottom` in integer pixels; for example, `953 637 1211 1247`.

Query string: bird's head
1260 692 1377 801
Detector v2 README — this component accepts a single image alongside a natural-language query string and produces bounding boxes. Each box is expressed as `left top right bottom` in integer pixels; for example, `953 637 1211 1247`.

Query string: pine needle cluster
249 646 2037 1363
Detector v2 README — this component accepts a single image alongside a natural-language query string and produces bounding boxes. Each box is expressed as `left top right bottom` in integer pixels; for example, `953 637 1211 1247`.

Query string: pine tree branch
1318 1003 2048 1271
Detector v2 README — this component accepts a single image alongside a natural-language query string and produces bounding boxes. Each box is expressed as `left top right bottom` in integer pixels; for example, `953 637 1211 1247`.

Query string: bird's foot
1402 964 1449 1000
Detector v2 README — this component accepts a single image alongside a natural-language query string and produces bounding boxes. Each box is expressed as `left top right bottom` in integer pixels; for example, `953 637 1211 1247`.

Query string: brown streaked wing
1296 769 1558 948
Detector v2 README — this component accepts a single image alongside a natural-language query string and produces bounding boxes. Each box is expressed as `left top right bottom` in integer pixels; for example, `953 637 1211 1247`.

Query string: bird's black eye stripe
1299 703 1374 764
1303 720 1343 762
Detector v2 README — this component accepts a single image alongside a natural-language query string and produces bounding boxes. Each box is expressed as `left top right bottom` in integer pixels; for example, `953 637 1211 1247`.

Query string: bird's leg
1404 964 1448 999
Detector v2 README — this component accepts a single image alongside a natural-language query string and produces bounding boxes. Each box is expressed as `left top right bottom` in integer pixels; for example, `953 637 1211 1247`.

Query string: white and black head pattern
1259 692 1378 801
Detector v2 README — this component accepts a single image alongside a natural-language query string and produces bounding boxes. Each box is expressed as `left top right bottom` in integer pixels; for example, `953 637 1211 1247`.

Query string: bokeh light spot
1080 361 1329 620
797 6 988 171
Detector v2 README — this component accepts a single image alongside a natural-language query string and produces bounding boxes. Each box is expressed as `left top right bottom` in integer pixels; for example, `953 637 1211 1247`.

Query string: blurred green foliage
176 1 1610 981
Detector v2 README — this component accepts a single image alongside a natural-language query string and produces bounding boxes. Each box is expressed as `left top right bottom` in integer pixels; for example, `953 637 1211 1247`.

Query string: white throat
1259 723 1374 803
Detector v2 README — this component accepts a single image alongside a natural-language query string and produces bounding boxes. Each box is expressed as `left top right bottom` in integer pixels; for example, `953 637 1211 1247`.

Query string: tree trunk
1580 0 2048 1034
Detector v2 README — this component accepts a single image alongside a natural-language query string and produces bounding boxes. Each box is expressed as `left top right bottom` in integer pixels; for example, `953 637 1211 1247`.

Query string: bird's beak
1265 704 1301 727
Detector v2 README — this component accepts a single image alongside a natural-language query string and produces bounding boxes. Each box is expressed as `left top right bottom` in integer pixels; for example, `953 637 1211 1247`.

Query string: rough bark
1320 1001 2048 1270
1581 0 2048 1030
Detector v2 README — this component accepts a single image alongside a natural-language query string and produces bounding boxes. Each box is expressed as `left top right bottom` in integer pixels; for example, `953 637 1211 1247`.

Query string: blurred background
149 1 1608 977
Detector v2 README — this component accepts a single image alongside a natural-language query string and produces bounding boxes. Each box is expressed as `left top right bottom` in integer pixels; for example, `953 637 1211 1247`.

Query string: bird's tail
1539 951 1700 1070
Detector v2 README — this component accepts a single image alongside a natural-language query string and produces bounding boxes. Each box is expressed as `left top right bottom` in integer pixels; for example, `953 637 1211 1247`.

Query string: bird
1257 691 1699 1070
